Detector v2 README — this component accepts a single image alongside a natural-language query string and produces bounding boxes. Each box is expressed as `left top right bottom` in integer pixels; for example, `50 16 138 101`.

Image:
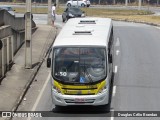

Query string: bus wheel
67 3 71 7
55 105 62 109
100 104 110 112
81 3 85 7
62 18 65 22
52 105 62 112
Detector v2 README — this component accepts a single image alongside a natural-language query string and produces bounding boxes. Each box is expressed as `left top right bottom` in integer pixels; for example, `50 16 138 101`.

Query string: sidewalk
0 24 56 118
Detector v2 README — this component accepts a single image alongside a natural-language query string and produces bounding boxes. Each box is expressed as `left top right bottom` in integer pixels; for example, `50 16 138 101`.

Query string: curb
5 26 58 120
112 18 160 27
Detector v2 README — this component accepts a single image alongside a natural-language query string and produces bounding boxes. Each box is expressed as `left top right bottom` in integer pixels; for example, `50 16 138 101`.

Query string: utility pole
48 0 52 25
157 0 159 5
138 0 142 10
56 0 59 8
147 0 150 12
125 0 128 7
99 0 101 5
25 0 32 69
113 0 116 4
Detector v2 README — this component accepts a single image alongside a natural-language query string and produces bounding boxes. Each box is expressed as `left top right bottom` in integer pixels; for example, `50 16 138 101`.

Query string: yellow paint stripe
53 80 106 95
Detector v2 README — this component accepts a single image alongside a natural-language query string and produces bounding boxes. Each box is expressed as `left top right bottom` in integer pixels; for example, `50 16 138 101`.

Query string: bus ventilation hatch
73 31 92 35
78 20 96 24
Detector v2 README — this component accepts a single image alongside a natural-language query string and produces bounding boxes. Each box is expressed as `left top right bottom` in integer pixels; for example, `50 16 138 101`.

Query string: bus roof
53 17 112 47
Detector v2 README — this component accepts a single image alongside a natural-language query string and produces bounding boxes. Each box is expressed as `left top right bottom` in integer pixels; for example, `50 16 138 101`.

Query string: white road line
116 50 120 55
110 109 114 120
112 86 116 97
27 72 51 120
114 66 118 73
115 37 120 47
155 27 160 30
111 116 114 120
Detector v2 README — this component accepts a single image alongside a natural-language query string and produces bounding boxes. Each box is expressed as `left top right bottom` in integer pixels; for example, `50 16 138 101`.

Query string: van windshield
52 47 107 84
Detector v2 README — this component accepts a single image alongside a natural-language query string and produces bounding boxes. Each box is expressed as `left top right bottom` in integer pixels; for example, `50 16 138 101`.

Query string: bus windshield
52 47 107 84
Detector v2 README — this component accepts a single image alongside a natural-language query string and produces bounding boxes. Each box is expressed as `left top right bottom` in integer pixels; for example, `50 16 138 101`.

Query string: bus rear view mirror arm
109 54 112 63
47 58 51 68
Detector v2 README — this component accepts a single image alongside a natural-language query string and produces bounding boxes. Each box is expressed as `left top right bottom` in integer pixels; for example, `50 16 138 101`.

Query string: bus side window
108 27 113 55
108 27 113 64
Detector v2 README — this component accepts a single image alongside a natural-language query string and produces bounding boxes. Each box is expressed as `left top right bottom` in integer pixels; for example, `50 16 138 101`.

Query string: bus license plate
75 98 85 103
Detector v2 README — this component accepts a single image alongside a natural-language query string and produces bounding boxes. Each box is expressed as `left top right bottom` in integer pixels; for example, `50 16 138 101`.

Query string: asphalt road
112 22 160 120
14 15 160 120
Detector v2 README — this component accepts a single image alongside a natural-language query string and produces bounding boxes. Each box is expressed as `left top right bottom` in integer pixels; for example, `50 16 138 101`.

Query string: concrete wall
0 25 12 39
0 9 36 80
0 35 13 78
2 10 36 31
0 11 4 26
0 9 36 54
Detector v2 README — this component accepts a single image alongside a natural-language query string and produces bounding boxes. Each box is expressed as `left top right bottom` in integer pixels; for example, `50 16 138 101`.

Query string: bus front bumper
51 89 109 106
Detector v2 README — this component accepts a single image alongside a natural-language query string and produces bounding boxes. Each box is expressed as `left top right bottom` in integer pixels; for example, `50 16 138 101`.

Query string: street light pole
25 0 32 69
56 0 59 8
48 0 52 25
125 0 128 7
138 0 142 10
113 0 116 4
147 0 150 12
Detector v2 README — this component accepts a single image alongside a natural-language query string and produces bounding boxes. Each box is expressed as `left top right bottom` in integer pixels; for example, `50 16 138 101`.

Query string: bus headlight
52 85 61 93
98 85 107 94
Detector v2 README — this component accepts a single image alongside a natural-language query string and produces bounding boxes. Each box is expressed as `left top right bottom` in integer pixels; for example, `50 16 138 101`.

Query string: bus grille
64 99 95 103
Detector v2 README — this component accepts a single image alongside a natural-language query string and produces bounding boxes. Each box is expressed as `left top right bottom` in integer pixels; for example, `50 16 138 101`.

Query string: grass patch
14 7 160 25
81 8 153 16
14 7 48 14
14 7 153 15
101 15 160 24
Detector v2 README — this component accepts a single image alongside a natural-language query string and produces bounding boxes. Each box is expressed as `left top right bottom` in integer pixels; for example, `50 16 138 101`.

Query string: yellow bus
47 17 114 109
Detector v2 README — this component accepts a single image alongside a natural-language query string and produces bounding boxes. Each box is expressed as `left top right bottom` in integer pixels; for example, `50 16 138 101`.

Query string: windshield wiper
66 61 74 70
82 60 93 83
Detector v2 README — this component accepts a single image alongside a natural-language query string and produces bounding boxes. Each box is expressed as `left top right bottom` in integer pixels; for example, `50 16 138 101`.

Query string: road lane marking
111 116 114 120
27 72 51 120
115 37 120 47
112 86 116 97
155 27 160 30
116 50 120 55
110 108 114 120
31 72 51 111
114 66 118 73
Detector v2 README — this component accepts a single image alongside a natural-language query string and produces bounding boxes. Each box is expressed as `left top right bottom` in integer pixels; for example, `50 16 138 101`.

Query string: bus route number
59 72 67 76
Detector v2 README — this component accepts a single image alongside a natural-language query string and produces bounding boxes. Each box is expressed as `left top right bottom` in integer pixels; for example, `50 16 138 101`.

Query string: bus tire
100 103 110 112
67 3 71 7
81 3 85 7
62 18 65 22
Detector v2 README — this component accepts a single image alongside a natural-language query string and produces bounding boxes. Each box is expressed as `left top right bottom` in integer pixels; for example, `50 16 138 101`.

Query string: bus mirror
47 58 51 68
0 40 3 50
109 54 112 63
